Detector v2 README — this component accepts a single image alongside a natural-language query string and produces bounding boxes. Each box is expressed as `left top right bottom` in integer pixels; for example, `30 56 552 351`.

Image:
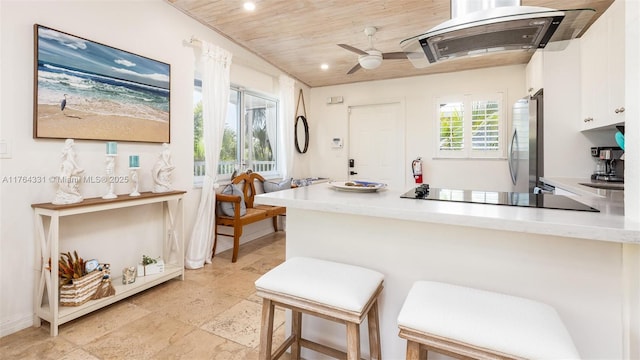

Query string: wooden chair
214 172 286 262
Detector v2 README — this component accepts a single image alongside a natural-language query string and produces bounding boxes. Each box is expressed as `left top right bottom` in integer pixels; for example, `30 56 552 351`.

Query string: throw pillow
263 178 292 193
218 184 247 216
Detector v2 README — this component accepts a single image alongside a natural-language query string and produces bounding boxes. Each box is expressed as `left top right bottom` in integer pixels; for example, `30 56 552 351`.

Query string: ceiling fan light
359 54 383 70
243 2 255 11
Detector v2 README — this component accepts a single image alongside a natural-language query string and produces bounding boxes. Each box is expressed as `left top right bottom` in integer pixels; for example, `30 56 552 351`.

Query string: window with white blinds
438 101 464 151
436 93 504 159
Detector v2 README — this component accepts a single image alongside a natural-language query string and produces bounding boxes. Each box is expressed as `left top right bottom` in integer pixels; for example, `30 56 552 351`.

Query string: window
194 82 279 184
436 93 504 159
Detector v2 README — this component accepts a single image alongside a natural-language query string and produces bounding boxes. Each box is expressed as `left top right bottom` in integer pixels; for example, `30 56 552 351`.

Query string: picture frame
33 24 171 143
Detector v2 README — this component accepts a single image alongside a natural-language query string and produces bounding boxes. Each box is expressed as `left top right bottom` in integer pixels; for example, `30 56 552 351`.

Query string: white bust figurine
53 139 85 204
151 143 174 193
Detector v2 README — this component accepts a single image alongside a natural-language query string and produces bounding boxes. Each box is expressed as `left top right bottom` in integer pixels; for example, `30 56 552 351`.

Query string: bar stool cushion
397 281 579 360
255 257 384 313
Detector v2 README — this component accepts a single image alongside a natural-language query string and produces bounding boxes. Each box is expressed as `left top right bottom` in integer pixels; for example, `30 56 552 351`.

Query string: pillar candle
106 142 117 155
129 155 140 168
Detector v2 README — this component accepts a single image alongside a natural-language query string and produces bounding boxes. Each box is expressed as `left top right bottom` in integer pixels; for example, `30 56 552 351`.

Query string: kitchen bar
256 183 640 359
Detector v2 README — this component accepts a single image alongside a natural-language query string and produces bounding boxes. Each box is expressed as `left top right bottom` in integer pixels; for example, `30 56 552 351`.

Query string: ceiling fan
338 26 407 74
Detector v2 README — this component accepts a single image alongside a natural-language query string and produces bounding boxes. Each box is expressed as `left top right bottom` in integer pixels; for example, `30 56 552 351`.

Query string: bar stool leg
259 298 275 360
346 322 361 360
367 301 382 360
291 310 302 359
406 341 426 360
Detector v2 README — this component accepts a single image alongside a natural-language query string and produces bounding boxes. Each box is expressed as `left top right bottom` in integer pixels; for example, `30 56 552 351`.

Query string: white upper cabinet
525 50 544 95
606 0 625 120
580 0 625 130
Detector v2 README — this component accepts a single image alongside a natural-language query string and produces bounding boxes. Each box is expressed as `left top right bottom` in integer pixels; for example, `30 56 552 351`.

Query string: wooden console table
32 190 186 336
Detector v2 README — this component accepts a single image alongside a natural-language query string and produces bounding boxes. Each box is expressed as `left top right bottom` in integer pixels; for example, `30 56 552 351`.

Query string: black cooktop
400 185 599 212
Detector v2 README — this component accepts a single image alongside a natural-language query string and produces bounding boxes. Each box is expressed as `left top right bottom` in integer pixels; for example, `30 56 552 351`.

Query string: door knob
350 171 358 175
615 107 625 114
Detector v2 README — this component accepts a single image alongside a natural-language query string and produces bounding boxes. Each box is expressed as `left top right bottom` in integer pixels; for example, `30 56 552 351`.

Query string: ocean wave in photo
37 61 169 123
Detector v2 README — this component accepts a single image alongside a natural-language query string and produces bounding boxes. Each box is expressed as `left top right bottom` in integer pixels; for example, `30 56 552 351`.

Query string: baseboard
1 312 34 338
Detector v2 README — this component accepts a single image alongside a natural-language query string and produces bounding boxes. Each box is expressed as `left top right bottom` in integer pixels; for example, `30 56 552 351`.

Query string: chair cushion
263 178 292 193
397 281 580 360
255 257 383 313
218 184 247 217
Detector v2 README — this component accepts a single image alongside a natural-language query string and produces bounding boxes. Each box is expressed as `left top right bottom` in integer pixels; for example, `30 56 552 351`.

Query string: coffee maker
591 146 624 182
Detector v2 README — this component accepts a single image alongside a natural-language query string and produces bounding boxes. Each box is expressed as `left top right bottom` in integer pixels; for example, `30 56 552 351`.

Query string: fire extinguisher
412 157 423 184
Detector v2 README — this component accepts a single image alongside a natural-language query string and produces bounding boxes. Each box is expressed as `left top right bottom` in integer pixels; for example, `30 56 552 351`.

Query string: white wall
624 0 639 220
0 0 300 336
308 65 528 192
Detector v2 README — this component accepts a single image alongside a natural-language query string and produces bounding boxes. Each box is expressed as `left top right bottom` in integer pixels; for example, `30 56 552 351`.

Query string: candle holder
102 154 117 199
129 167 140 196
128 155 140 196
106 141 118 156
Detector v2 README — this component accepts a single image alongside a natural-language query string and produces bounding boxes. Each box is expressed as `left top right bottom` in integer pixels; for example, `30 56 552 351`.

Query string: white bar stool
397 281 580 360
255 257 384 360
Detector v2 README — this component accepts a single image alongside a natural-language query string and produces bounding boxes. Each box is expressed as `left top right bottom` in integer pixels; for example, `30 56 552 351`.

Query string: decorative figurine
52 139 85 205
151 143 174 193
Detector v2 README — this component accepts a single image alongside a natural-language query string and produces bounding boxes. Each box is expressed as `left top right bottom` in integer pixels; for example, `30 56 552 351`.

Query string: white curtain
185 41 232 269
278 75 295 179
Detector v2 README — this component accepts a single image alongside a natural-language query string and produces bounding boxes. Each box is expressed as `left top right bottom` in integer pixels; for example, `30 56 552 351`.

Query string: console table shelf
32 190 186 336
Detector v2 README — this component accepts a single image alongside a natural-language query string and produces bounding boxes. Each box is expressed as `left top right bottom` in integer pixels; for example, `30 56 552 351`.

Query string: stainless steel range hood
401 2 596 68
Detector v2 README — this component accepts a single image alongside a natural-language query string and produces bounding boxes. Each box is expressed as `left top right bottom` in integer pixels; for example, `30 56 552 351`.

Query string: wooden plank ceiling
167 0 613 87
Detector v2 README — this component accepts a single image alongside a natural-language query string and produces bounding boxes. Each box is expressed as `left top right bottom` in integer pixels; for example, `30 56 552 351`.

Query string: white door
348 102 404 189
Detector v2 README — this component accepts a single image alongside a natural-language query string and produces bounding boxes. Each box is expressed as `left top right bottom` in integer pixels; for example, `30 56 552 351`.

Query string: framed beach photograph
33 24 171 143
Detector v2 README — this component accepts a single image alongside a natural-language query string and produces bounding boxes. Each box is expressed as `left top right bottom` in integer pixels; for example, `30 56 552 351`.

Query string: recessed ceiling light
243 2 256 11
320 64 329 70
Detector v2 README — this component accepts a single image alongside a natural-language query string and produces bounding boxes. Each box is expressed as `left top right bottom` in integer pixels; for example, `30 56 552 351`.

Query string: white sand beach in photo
36 104 170 143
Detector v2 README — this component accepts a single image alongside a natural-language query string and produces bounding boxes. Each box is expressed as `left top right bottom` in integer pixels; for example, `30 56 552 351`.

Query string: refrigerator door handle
508 129 519 185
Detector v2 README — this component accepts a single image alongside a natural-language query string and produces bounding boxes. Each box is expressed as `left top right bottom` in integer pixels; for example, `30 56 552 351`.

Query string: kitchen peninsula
255 183 640 359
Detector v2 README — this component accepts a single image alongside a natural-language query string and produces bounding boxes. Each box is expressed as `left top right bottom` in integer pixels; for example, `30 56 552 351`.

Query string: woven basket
59 270 103 306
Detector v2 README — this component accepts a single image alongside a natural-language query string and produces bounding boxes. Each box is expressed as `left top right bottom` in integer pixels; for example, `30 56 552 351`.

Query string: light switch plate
0 140 11 159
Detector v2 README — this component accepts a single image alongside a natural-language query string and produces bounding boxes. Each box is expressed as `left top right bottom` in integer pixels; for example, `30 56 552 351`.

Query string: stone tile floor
0 232 290 360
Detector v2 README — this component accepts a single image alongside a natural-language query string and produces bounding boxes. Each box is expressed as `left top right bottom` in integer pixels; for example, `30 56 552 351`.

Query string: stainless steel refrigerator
508 89 544 193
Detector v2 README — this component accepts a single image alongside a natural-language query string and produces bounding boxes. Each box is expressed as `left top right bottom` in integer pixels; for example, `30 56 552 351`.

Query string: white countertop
256 182 640 244
540 176 626 216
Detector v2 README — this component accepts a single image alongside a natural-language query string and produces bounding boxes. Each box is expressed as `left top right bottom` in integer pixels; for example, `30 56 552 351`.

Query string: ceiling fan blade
338 44 368 55
347 63 362 75
382 52 407 60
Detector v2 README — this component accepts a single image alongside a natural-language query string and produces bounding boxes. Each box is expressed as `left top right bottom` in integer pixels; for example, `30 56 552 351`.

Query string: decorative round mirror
295 115 309 153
